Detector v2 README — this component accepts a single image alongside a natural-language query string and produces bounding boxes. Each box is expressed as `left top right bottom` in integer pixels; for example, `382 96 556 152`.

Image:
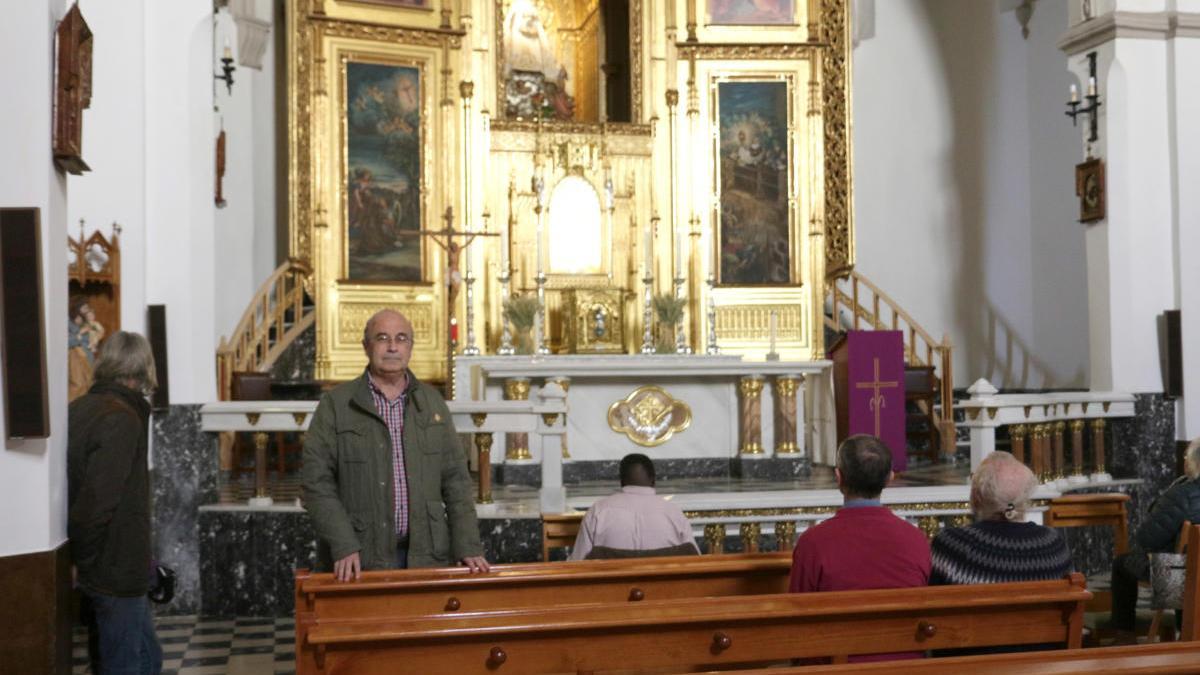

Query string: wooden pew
299 574 1090 675
1044 492 1131 612
295 553 792 666
713 641 1200 674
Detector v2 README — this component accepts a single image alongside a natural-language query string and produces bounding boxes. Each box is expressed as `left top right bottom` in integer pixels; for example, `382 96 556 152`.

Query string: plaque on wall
1 208 50 440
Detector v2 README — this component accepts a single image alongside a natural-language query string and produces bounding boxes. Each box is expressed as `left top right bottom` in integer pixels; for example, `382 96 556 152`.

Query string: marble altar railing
199 388 567 510
956 379 1135 484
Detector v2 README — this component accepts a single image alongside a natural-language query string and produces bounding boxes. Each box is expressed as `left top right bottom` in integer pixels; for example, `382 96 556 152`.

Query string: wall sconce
1065 51 1101 143
215 38 236 95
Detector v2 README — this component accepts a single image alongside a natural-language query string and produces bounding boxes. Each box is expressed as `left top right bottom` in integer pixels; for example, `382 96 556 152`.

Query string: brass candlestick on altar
705 273 720 355
460 81 480 356
497 174 517 355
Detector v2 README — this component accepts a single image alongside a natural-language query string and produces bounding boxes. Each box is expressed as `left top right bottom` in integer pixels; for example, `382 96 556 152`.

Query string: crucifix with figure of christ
397 206 497 360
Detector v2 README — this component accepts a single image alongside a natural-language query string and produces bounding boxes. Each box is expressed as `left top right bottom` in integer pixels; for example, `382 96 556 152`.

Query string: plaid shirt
367 374 408 539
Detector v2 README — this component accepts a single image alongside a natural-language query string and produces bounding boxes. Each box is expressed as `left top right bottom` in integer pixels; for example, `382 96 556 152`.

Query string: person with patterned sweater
930 451 1072 586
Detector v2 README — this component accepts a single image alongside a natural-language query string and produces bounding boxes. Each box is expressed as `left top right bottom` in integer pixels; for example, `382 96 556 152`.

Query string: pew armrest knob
445 596 461 611
712 632 732 652
918 620 937 639
488 646 507 667
628 588 644 601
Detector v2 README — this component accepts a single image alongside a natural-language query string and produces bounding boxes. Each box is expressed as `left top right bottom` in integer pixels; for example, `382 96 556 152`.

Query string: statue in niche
68 295 105 402
503 0 575 120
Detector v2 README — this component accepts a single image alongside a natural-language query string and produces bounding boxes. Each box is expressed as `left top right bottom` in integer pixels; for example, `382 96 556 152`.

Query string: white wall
143 0 218 403
0 0 69 557
1174 33 1200 439
68 0 147 335
212 8 278 347
853 0 1089 390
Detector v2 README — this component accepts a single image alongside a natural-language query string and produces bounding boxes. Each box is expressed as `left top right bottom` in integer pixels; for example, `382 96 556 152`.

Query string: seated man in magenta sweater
788 434 931 662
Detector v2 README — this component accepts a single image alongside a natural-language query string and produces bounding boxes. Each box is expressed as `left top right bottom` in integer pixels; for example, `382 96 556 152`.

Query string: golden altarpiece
287 0 854 384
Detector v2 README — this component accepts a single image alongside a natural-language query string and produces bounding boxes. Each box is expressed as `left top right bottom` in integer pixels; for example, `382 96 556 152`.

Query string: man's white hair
971 451 1038 521
1185 437 1200 480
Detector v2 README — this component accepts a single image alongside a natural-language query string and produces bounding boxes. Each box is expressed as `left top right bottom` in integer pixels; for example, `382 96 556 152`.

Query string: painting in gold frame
706 0 795 25
344 60 425 281
713 76 794 286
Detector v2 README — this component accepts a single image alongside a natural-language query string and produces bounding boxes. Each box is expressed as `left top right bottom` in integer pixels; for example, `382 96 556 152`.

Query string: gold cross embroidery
855 357 899 437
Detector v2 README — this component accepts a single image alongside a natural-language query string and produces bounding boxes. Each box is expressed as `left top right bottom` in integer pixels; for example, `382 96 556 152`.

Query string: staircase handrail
216 258 314 400
825 271 956 456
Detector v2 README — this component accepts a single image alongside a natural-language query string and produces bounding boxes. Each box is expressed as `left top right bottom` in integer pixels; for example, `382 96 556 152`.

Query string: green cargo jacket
302 370 483 570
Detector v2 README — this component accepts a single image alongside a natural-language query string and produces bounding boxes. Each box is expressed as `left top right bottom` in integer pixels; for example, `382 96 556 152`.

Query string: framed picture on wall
1075 157 1105 223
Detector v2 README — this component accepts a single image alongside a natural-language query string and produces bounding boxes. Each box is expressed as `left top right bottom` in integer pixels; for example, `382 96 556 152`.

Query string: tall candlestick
645 217 654 277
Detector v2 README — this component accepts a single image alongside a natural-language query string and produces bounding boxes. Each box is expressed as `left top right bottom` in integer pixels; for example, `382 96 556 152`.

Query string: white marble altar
452 355 835 465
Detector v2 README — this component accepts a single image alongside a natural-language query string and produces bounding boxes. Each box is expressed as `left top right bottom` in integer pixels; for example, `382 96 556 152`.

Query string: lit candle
223 37 232 60
644 219 653 277
501 215 511 275
1087 76 1096 97
769 311 778 354
675 223 683 279
1069 83 1079 103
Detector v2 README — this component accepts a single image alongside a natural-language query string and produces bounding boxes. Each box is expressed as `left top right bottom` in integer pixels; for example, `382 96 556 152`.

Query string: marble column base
731 455 813 480
199 509 319 617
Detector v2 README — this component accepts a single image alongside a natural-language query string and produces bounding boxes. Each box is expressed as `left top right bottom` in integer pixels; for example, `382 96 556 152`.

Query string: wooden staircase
824 271 957 459
216 259 315 401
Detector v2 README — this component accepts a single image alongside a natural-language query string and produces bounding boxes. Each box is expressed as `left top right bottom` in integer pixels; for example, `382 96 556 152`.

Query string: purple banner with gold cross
842 330 907 472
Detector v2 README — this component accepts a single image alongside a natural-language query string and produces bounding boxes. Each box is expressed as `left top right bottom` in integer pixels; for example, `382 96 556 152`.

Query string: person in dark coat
68 331 162 674
1111 438 1200 630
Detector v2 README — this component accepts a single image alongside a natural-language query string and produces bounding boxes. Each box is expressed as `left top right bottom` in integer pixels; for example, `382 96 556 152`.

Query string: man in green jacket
303 309 489 580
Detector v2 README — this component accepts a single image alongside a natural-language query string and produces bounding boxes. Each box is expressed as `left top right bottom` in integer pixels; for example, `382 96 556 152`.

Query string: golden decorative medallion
607 385 691 447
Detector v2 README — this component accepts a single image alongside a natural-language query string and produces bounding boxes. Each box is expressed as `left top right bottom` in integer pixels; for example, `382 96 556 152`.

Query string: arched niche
547 174 604 275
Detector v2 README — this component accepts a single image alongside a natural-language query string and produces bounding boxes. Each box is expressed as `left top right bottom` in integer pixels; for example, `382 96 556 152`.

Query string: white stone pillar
1171 15 1200 439
538 382 567 513
1058 6 1184 394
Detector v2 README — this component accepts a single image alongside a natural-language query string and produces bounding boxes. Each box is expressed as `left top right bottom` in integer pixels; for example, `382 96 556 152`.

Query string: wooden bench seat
295 553 791 664
299 574 1089 674
721 641 1200 674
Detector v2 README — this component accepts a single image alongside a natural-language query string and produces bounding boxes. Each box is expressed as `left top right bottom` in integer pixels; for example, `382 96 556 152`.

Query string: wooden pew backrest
300 574 1090 675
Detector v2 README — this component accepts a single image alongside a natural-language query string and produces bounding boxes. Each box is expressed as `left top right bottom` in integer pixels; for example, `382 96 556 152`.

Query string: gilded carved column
548 377 570 458
1033 424 1049 481
773 376 801 454
475 433 493 504
1010 423 1028 465
739 523 761 553
504 377 531 460
775 522 797 552
703 523 726 555
1070 419 1086 479
1091 418 1107 477
1052 421 1067 481
738 376 765 455
253 431 270 501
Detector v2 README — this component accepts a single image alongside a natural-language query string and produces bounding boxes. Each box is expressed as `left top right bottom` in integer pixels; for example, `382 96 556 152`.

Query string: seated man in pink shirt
569 454 699 560
789 434 931 662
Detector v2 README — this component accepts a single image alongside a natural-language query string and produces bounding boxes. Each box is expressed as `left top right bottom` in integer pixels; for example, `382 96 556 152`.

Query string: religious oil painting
707 0 794 25
345 61 423 281
352 0 430 7
716 80 791 285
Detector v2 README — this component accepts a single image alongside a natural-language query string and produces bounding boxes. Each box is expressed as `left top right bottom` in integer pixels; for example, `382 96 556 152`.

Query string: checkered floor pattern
72 616 295 675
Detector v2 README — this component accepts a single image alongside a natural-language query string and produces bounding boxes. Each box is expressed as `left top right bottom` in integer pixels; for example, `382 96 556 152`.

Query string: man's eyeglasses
371 333 412 346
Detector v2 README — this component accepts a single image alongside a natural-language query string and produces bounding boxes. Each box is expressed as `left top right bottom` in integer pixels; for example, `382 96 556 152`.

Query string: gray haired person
68 331 163 674
930 451 1071 585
